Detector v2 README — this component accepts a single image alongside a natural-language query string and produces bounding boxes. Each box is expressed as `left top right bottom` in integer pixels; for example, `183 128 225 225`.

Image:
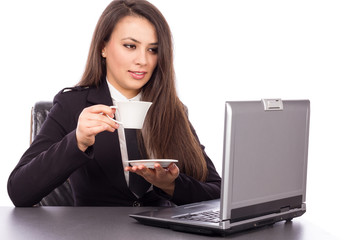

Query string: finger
88 104 116 117
79 112 109 129
79 124 116 140
135 165 152 177
127 166 151 180
87 113 119 130
168 163 179 176
128 165 140 172
154 163 162 170
87 124 115 136
125 166 143 172
154 163 166 176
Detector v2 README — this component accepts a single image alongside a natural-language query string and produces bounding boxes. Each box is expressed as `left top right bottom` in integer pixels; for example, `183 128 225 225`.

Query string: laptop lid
130 99 310 235
221 99 309 223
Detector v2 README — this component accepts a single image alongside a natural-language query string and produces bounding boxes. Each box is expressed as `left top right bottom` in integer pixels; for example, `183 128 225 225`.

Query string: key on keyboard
174 210 221 223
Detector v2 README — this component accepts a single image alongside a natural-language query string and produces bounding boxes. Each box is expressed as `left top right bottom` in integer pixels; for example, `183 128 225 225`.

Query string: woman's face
102 15 158 98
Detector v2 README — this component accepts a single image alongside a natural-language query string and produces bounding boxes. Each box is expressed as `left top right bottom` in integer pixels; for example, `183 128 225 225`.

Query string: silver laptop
130 99 310 236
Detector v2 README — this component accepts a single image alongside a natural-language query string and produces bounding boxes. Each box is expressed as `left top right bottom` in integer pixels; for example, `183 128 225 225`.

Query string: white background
0 0 359 239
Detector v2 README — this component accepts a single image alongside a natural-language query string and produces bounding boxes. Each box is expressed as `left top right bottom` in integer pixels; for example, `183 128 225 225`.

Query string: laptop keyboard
174 210 221 223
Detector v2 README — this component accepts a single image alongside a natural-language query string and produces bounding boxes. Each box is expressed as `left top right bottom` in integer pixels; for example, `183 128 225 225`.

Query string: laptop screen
220 100 310 222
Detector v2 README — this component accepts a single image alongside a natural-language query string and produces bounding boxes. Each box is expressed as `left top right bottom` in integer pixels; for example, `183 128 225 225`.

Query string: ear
101 48 107 58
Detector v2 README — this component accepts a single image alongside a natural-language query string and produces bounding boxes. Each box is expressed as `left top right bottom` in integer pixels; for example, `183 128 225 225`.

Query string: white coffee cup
108 101 152 129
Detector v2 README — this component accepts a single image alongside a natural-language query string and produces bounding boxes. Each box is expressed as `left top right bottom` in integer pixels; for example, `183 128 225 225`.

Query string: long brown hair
78 0 208 181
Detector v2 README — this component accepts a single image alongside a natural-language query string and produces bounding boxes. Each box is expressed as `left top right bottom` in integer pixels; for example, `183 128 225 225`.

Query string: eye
123 44 136 49
148 47 158 54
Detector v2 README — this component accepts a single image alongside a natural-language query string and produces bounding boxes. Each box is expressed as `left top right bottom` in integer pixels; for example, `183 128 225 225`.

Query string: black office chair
31 101 74 206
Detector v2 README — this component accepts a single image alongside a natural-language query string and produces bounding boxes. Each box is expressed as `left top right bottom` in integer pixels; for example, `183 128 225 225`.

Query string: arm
126 106 222 205
7 91 118 207
134 119 221 205
154 145 221 206
7 94 92 207
126 144 221 206
173 155 221 205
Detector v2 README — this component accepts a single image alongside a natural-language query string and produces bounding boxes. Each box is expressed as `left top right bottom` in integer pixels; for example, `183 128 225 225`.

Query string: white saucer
125 159 178 169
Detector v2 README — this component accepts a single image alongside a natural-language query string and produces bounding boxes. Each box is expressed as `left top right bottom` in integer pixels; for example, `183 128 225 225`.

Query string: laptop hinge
262 99 283 111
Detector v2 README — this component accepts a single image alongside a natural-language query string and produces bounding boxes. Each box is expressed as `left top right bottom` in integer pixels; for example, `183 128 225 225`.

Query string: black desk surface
0 206 337 239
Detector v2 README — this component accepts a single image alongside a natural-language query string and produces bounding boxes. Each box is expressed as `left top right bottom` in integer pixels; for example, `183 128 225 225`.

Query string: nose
135 49 147 66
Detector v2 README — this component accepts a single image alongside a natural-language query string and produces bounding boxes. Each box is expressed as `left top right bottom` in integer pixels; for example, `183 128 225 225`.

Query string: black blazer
7 81 221 207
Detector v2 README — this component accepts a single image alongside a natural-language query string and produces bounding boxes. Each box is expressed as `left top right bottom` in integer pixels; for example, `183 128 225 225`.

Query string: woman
8 0 221 207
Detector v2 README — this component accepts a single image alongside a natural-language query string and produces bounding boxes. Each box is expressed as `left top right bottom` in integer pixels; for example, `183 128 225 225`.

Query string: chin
130 80 149 90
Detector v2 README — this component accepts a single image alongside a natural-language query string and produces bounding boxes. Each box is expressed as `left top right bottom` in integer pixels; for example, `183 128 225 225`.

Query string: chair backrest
31 101 74 206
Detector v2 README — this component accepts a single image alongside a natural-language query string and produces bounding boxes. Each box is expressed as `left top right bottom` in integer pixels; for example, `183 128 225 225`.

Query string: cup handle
106 114 122 125
101 106 123 125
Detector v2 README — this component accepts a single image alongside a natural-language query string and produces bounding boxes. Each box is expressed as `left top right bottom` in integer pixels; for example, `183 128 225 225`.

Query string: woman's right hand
76 105 119 152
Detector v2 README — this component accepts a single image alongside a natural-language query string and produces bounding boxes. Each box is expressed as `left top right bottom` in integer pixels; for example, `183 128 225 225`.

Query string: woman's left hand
125 163 179 196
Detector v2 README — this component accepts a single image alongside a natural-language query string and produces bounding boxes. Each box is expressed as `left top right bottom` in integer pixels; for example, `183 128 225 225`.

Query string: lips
129 70 147 80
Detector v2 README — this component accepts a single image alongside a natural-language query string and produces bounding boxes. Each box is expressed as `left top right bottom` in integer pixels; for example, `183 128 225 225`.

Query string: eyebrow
121 37 158 45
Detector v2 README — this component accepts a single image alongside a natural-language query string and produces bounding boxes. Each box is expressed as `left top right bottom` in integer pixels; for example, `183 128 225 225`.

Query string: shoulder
54 86 91 103
61 86 90 94
46 86 95 127
52 86 95 113
59 86 92 96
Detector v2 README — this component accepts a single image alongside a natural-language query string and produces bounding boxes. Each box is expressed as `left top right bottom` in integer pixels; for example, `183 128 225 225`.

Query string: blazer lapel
86 81 129 192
